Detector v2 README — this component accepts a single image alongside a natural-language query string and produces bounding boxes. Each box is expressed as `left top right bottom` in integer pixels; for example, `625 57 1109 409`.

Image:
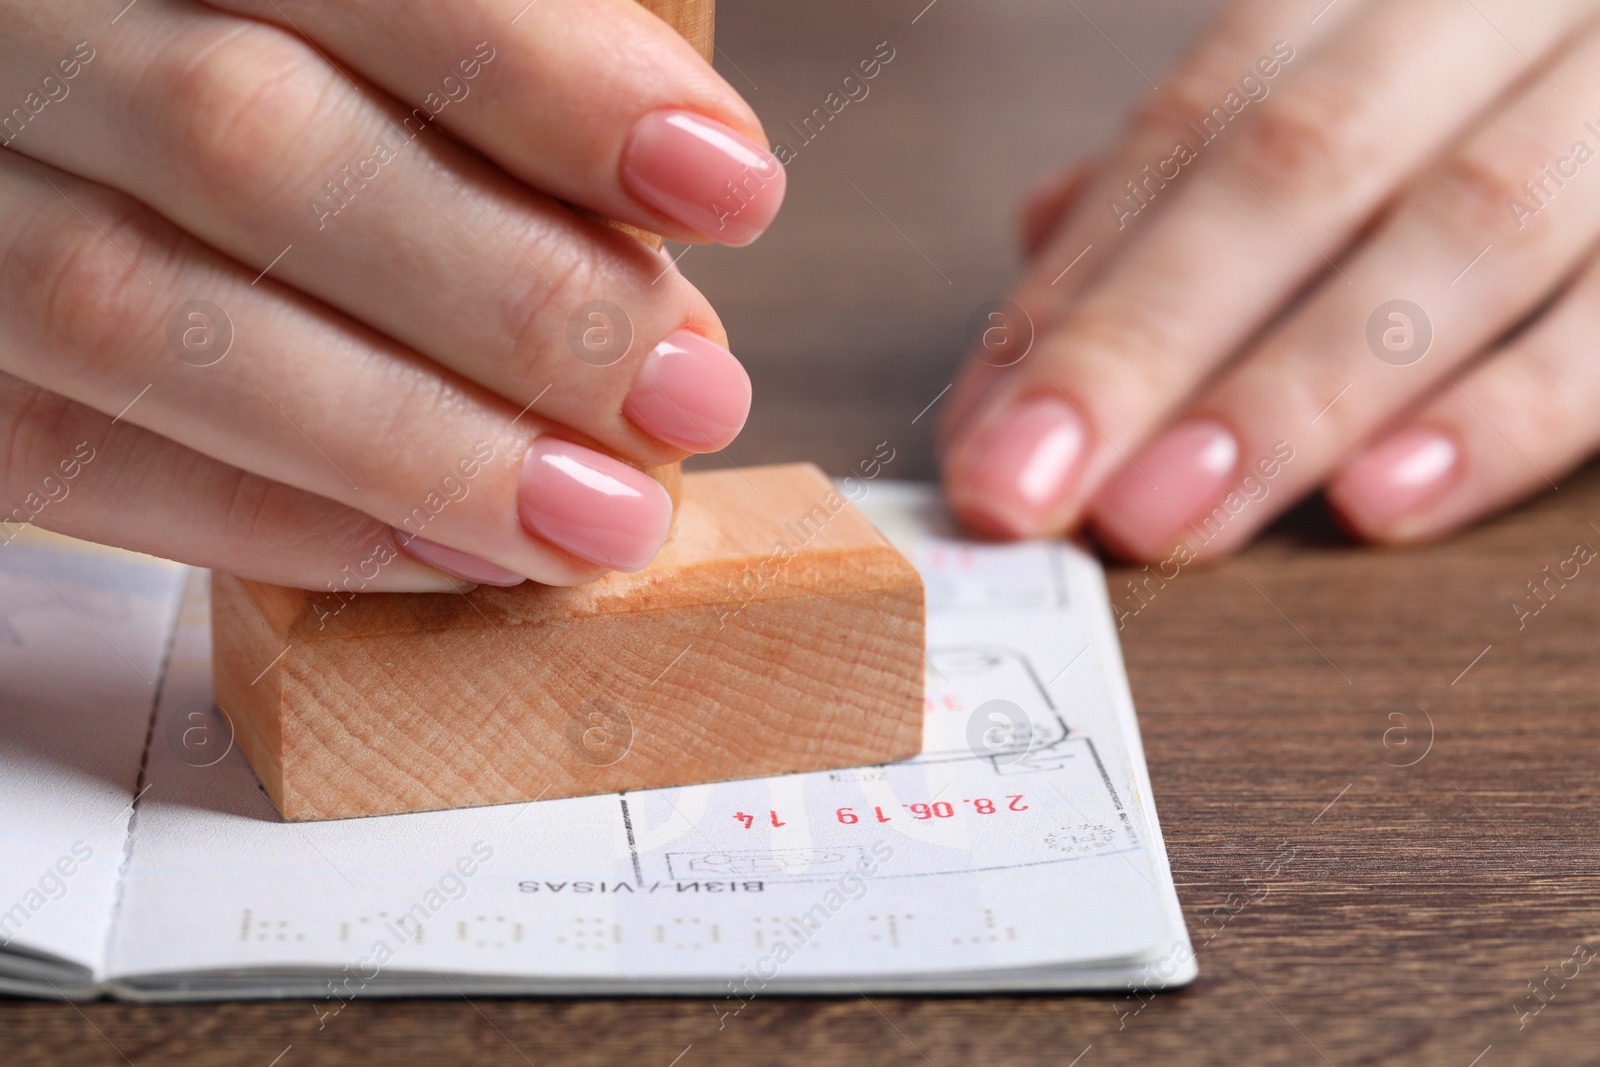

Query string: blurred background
681 0 1226 481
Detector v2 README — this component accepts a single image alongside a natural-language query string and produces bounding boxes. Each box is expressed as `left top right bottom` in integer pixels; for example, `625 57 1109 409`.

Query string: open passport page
0 482 1196 1000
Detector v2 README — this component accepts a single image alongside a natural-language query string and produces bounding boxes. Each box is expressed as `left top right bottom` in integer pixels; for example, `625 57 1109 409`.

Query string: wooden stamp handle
601 0 715 253
636 0 714 63
625 0 714 500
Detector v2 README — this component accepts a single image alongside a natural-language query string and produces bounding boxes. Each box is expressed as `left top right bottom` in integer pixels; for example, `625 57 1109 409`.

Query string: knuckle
219 468 322 550
0 375 76 491
505 250 600 380
5 197 173 377
1501 341 1579 444
1256 349 1345 433
1425 145 1548 240
217 467 284 546
1238 78 1376 195
1135 79 1212 140
502 245 717 466
1062 301 1193 399
1133 56 1242 145
155 24 332 211
216 464 391 579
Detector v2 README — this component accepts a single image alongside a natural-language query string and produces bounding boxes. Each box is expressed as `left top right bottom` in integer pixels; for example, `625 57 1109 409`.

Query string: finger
1088 20 1600 561
0 374 475 592
3 0 751 470
942 0 1595 538
1019 0 1360 310
1019 157 1100 261
940 0 1357 441
203 0 785 245
1326 255 1600 545
0 151 666 586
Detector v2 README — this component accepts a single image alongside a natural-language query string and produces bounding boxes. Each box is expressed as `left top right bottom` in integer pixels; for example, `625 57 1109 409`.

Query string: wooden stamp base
211 463 926 820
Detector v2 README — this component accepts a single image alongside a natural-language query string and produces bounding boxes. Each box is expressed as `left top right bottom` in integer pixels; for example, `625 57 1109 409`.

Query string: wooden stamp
208 0 923 821
211 464 926 820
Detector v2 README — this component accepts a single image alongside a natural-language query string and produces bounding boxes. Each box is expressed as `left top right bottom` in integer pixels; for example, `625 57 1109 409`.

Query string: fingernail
621 109 787 245
946 394 1088 537
1329 427 1459 533
623 329 751 451
1090 418 1239 558
518 438 674 571
393 531 526 587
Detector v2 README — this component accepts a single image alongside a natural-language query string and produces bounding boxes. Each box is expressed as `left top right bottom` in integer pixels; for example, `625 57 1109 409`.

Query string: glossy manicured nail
1329 427 1459 533
518 439 673 571
946 394 1088 537
621 109 786 245
623 329 751 451
1091 418 1239 558
394 532 526 587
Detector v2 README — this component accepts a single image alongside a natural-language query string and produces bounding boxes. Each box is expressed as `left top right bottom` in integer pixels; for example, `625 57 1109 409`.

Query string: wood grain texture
17 0 1600 1064
212 464 925 820
595 0 714 250
637 0 714 61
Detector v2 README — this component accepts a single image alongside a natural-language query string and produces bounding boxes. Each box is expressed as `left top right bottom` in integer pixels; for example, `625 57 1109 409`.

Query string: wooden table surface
13 1 1600 1064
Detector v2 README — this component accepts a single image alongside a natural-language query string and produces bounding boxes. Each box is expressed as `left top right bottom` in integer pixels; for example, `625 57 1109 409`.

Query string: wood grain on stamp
582 0 716 252
212 464 926 820
595 0 713 488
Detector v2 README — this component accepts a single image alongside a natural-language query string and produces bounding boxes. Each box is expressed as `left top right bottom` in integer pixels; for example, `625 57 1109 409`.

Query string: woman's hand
0 0 783 590
941 0 1600 562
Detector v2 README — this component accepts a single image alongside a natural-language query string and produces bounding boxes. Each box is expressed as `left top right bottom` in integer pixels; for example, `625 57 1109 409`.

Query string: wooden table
13 1 1600 1063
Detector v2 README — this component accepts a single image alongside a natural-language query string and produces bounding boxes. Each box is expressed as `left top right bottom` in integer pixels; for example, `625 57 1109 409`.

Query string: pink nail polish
394 531 526 587
518 439 674 571
1329 427 1459 533
623 329 751 451
1090 418 1239 559
946 395 1088 537
621 109 787 245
